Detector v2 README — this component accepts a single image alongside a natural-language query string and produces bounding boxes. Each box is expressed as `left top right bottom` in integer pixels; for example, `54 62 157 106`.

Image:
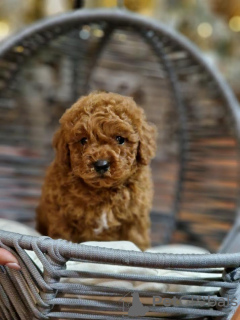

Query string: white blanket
0 219 221 293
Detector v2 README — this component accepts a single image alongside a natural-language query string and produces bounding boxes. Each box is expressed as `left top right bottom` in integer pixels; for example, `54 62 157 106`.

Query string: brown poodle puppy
36 92 156 250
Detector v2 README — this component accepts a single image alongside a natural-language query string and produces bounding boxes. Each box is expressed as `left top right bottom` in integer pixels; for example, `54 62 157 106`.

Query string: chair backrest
0 8 240 251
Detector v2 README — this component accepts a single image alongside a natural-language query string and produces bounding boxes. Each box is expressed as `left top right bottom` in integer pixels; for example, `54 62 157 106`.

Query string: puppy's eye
80 137 87 145
116 136 125 145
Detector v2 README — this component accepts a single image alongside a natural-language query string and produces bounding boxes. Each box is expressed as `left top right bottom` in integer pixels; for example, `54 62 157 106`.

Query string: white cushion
0 218 41 237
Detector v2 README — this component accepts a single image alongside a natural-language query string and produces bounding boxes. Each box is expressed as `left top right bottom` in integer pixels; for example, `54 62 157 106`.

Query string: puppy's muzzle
94 159 110 174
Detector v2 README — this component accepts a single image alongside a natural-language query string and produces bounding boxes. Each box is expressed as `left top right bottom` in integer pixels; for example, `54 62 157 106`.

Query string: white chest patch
94 211 109 235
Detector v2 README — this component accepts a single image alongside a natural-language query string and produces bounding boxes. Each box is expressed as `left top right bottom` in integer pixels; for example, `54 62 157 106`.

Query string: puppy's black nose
94 159 110 173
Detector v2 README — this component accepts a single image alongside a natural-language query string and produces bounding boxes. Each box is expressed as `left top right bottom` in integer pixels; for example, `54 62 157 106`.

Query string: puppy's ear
137 115 157 165
52 127 70 168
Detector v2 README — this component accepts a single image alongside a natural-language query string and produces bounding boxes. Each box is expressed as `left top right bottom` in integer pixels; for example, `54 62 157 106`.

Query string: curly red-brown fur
36 92 156 250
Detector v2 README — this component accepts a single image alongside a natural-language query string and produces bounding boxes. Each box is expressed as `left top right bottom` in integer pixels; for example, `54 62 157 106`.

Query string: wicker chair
0 8 240 320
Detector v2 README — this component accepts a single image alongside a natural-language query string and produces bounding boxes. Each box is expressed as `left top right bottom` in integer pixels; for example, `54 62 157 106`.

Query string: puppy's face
54 92 156 188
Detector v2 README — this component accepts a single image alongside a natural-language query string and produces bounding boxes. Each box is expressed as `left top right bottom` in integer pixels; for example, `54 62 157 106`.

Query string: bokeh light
197 22 213 38
229 16 240 32
14 46 24 53
0 21 10 40
93 29 104 38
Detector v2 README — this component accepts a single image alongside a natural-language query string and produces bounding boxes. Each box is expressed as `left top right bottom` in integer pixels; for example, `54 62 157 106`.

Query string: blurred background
1 0 240 98
0 0 239 252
